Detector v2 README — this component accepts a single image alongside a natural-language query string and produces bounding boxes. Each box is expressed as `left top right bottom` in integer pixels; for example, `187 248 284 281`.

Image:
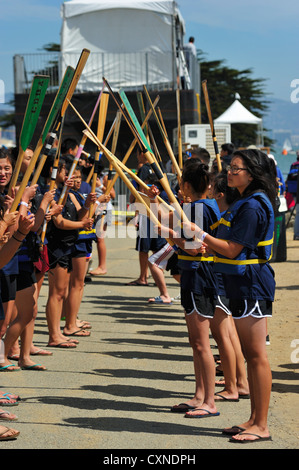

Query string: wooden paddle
8 75 49 195
10 49 90 213
202 79 222 172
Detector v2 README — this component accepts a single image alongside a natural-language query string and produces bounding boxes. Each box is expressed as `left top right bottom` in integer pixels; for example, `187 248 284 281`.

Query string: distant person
183 37 196 85
190 147 210 166
268 154 285 195
285 149 299 209
187 36 196 56
61 138 79 159
220 143 235 166
290 150 299 171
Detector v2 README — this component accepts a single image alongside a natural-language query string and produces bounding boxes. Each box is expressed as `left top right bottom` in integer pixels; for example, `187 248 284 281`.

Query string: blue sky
0 0 298 105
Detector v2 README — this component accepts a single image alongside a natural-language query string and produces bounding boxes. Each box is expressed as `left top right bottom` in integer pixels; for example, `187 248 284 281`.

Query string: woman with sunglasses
189 149 277 443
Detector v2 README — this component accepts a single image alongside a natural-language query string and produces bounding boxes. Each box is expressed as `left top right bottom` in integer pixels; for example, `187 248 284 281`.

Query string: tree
0 43 61 130
198 50 273 147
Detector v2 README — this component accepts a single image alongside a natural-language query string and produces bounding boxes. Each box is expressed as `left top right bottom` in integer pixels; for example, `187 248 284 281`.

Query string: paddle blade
19 75 49 151
119 89 152 153
41 66 75 143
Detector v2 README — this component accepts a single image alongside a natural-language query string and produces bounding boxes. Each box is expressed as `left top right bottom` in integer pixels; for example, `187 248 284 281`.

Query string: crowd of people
127 142 278 444
0 135 281 443
0 138 113 441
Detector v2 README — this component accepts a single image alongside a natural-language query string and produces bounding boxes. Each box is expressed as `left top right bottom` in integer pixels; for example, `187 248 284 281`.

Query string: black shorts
229 298 273 319
181 288 216 319
0 300 4 320
72 249 87 259
215 295 231 315
16 271 37 291
48 250 73 272
166 253 181 276
0 274 17 303
135 235 166 253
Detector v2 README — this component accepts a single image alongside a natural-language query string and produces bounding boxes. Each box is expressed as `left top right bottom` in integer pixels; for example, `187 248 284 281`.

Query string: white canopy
60 0 185 90
62 0 184 22
214 99 262 124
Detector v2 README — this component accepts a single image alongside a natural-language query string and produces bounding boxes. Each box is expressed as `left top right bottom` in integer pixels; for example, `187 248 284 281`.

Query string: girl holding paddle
187 149 276 443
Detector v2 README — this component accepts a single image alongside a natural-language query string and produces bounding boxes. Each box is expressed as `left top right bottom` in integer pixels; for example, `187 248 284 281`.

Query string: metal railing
14 51 200 94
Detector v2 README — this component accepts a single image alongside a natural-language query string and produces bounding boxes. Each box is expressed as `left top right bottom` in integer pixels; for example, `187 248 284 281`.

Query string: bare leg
46 265 76 348
17 284 46 370
229 317 271 441
183 311 218 417
210 308 239 400
63 256 90 337
148 262 171 303
89 228 107 275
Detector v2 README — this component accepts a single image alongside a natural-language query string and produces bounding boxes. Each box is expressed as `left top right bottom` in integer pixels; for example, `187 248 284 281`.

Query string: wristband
83 203 90 210
17 229 26 236
20 201 29 207
12 235 23 243
200 231 207 241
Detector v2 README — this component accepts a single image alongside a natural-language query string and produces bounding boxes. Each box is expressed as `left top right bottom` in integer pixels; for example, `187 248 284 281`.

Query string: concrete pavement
0 224 298 451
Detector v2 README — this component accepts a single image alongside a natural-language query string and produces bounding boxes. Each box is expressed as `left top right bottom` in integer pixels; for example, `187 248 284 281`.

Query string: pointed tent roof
214 99 262 124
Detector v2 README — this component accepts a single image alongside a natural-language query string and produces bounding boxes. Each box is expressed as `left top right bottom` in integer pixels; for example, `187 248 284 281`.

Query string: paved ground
0 223 298 452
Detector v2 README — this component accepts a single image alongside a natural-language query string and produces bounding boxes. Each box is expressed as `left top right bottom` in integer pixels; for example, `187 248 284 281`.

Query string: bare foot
0 425 20 440
0 362 20 372
0 409 18 421
76 319 91 329
185 403 219 418
171 398 203 412
214 390 239 401
230 424 271 442
30 347 53 356
18 360 47 371
89 268 107 276
63 328 90 337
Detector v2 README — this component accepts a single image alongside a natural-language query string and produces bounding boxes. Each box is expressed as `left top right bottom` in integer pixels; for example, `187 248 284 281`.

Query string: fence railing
14 50 200 95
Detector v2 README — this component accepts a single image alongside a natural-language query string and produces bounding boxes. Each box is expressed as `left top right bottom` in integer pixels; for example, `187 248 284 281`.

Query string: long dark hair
182 159 210 196
232 149 277 210
213 169 238 205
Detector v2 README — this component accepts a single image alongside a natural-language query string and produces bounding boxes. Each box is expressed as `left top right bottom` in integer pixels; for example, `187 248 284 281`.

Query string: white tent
60 0 185 90
214 97 264 145
214 98 262 125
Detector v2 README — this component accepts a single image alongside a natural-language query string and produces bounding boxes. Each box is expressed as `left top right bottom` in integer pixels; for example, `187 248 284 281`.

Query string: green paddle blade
119 88 153 154
41 66 75 143
19 75 50 151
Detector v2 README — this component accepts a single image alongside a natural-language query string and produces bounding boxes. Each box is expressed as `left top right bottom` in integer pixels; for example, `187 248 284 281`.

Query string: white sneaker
170 293 181 303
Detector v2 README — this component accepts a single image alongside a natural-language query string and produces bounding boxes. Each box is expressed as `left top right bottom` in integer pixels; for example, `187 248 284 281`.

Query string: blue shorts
135 235 167 253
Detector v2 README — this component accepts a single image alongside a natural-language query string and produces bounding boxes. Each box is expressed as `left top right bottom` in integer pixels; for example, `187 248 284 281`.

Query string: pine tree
198 51 273 147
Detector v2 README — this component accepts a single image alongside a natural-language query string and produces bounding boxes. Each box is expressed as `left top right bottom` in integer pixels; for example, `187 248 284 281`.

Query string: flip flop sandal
0 411 18 421
229 432 272 443
148 296 172 305
0 427 20 441
0 395 19 406
0 364 21 372
170 403 196 413
215 392 239 402
20 364 47 371
185 408 220 419
64 329 90 337
222 425 246 435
